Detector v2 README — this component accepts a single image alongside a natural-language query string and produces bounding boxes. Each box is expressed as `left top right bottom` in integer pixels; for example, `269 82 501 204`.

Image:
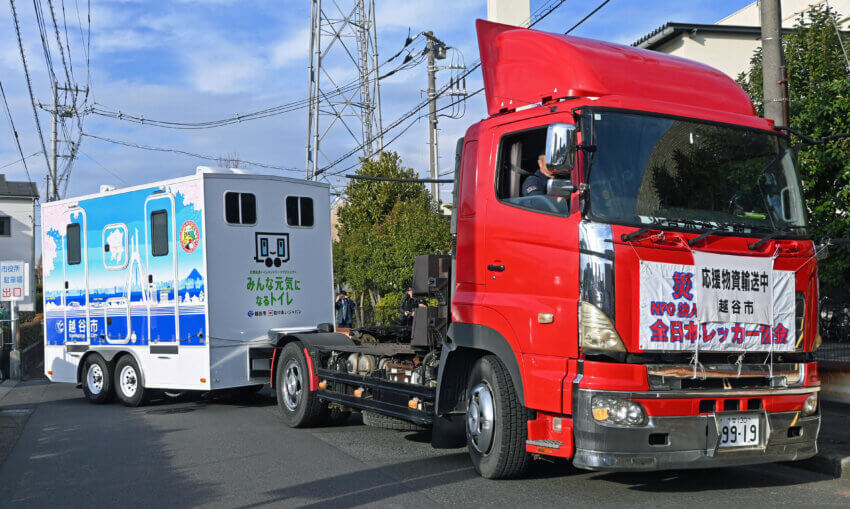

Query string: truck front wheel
465 355 530 479
275 342 326 427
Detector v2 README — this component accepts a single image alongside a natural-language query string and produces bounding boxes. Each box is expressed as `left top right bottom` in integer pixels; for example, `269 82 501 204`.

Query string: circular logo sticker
180 220 200 253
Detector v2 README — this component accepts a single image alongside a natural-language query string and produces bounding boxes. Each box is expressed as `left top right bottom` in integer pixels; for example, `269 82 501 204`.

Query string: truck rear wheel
114 355 148 407
465 355 530 479
82 354 114 404
275 342 326 427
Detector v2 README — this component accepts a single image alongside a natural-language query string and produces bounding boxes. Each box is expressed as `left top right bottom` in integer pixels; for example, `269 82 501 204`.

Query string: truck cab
449 20 819 472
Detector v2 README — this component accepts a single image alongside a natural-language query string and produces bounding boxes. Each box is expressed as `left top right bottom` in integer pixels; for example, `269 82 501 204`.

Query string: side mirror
545 123 577 174
547 179 577 197
816 244 829 261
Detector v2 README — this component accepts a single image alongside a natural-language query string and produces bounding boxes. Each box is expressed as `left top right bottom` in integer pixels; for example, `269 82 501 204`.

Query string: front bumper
573 389 820 471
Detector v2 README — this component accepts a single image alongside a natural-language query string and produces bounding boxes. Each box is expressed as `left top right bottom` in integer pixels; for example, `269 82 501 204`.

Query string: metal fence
818 297 850 363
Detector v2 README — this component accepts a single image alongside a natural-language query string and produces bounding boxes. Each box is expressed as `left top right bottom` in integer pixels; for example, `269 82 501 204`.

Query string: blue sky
0 0 757 201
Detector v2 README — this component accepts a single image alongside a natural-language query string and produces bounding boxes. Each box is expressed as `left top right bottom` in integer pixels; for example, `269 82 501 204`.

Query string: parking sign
0 261 29 302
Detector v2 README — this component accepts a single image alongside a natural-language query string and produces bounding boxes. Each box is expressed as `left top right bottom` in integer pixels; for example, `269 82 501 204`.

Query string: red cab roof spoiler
475 19 756 117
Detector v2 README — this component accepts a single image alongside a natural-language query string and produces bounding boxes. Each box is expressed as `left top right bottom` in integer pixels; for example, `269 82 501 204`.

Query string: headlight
591 396 647 426
580 301 626 352
802 393 818 416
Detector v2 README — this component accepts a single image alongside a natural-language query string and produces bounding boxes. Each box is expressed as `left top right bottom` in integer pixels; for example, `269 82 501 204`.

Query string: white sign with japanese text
0 261 29 302
693 252 774 325
638 255 796 352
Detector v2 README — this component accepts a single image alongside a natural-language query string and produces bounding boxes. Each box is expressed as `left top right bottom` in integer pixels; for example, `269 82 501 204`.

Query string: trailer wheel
465 355 530 479
81 354 114 404
275 342 326 427
114 355 148 407
362 411 427 431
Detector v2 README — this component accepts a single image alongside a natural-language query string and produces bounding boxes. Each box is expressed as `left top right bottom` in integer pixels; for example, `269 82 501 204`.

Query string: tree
333 151 451 322
737 4 850 291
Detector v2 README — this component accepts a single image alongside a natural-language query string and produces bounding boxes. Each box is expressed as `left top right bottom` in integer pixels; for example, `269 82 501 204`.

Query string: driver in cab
522 152 554 196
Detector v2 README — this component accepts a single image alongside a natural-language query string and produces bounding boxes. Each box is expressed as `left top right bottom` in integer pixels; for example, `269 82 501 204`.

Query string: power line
77 149 127 184
9 0 52 173
81 133 302 174
88 37 427 130
565 0 611 34
0 152 42 171
0 79 37 187
316 1 572 177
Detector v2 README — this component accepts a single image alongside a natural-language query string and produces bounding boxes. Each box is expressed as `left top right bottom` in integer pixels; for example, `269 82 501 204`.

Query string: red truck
272 20 821 478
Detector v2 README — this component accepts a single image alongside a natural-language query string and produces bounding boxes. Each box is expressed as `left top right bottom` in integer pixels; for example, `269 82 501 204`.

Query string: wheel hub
282 359 302 410
120 365 138 397
467 382 495 454
87 364 103 395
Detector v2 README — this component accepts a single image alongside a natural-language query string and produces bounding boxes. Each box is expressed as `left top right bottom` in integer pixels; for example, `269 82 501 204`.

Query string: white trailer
41 168 333 405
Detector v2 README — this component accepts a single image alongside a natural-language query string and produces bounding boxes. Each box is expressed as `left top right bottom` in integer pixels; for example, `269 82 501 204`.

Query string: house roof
0 174 39 199
632 22 792 49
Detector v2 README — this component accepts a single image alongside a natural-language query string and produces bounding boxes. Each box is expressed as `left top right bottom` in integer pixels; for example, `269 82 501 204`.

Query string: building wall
487 0 530 27
0 197 36 311
719 0 850 28
655 33 761 79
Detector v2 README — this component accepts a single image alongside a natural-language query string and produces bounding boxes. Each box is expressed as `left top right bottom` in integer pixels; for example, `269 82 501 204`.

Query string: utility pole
760 0 788 126
50 81 58 201
39 83 87 200
424 32 445 207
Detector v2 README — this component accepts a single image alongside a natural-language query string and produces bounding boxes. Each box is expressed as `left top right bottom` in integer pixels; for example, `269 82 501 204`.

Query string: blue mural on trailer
42 179 207 347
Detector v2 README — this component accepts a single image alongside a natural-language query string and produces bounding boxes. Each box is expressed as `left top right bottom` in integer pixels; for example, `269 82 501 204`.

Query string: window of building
67 223 81 265
495 127 570 215
286 196 314 227
225 192 257 224
0 216 10 236
151 210 169 257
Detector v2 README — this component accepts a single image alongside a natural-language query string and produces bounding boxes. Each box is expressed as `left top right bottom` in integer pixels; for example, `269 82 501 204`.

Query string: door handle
64 281 69 289
148 274 153 284
487 264 505 272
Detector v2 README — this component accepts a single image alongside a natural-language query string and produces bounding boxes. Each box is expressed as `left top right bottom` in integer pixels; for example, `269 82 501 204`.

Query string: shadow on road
0 384 222 506
239 453 479 508
591 465 823 492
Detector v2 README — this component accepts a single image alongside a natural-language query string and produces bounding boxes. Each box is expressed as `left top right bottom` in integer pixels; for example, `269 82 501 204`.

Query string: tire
275 342 326 427
465 355 530 479
81 354 114 404
362 410 427 431
114 355 148 407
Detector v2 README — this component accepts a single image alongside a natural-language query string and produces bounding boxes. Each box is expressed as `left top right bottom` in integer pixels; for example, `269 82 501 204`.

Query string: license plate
718 414 761 448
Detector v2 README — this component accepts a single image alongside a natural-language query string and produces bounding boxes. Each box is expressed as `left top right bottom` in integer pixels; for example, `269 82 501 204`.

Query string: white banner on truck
638 254 796 353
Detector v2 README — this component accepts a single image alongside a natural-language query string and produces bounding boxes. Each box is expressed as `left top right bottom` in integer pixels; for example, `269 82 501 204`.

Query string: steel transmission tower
305 0 383 180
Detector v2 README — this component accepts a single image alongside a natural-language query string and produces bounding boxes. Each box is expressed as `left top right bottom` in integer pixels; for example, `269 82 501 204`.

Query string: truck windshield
585 110 808 236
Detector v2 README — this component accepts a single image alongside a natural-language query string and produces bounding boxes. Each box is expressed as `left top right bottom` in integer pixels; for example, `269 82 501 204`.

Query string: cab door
482 121 581 359
144 193 179 351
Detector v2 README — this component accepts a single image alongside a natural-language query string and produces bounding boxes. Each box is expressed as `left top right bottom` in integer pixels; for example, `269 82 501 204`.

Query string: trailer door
63 208 90 345
144 193 179 352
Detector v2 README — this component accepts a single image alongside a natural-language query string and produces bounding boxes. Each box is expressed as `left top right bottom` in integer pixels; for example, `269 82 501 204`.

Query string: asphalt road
1 379 849 508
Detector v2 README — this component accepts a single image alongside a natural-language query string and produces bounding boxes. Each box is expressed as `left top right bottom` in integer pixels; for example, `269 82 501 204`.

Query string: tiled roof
0 174 39 199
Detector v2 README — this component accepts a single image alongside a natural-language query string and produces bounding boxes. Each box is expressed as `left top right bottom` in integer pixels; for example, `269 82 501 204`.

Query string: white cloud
271 27 310 67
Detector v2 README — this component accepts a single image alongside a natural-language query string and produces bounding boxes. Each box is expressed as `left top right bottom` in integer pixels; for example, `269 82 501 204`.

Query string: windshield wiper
621 221 665 242
749 228 792 250
688 227 724 247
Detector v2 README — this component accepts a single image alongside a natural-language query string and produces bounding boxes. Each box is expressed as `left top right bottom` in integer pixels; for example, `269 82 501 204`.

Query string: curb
788 451 850 479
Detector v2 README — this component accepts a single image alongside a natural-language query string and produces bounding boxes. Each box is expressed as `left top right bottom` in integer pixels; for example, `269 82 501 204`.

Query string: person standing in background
335 291 355 328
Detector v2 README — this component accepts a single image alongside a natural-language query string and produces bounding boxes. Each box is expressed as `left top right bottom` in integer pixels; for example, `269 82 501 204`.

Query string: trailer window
151 210 169 257
67 223 81 265
224 192 257 225
286 196 314 227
